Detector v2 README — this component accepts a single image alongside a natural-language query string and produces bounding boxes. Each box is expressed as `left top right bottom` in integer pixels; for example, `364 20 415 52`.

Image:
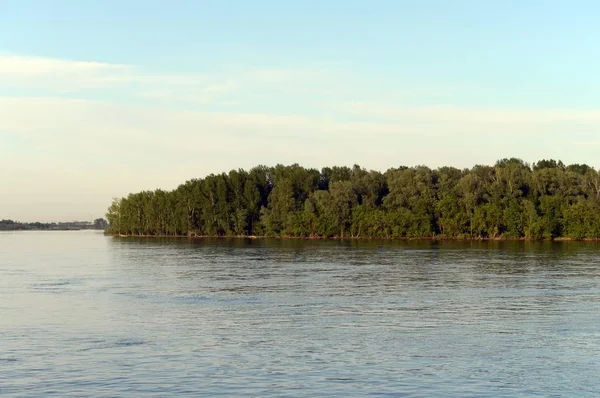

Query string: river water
1 231 599 396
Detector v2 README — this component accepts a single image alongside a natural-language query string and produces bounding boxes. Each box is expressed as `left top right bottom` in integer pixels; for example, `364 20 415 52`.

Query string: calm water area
1 231 599 396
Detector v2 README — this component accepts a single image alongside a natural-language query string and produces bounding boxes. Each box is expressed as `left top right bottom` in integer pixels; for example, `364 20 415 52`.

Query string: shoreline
106 233 600 242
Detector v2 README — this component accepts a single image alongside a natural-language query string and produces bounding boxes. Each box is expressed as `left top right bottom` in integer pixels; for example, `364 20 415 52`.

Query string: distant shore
0 219 108 232
2 227 106 232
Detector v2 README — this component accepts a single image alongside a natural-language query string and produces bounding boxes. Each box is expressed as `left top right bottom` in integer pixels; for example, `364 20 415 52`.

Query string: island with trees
105 159 600 240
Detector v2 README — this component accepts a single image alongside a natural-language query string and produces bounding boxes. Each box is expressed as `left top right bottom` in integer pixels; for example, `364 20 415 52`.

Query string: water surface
1 231 599 396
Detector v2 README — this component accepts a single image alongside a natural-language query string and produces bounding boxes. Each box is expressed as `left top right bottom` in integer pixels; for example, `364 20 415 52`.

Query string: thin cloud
0 54 130 75
328 102 600 124
0 54 345 104
570 140 600 147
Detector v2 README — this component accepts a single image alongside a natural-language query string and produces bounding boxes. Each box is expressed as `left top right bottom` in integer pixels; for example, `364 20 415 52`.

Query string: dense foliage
106 159 600 240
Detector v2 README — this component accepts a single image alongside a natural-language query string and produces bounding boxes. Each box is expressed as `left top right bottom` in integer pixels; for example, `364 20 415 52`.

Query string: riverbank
106 233 600 242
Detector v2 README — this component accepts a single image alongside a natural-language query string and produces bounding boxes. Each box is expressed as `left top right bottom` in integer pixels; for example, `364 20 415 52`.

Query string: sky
1 0 600 221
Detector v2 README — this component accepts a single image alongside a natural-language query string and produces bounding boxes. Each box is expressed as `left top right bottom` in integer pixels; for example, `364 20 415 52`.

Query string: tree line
0 219 108 231
105 159 600 240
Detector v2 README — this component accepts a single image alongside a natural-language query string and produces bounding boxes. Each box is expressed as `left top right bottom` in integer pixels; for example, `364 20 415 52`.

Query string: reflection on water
1 231 600 396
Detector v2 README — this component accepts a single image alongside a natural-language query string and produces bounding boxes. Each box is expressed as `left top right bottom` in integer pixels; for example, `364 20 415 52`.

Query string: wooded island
106 159 600 240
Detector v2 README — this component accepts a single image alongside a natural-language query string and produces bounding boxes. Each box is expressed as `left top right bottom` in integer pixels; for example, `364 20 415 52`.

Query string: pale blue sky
1 1 599 221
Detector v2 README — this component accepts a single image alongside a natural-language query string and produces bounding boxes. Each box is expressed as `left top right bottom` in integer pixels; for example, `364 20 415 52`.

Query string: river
1 231 599 396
